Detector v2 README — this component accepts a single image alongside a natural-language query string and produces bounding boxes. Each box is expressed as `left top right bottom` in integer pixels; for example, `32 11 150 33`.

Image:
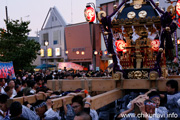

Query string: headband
32 102 46 111
149 95 160 100
145 102 156 107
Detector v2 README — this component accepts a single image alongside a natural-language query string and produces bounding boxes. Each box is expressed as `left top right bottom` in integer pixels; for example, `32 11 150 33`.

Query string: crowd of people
0 69 180 120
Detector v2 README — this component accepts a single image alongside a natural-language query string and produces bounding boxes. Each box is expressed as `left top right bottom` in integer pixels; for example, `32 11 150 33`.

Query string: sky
0 0 95 36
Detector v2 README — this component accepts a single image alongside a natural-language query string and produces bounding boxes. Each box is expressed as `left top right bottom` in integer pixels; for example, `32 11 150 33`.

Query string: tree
0 20 40 73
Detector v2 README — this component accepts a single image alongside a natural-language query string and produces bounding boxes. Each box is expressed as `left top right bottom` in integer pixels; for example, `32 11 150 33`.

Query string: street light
76 51 80 54
45 41 49 70
65 50 69 54
45 41 49 46
94 51 98 55
81 51 85 55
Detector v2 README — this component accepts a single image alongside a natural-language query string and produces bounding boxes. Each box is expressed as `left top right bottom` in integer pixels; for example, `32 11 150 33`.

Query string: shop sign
55 48 60 56
47 48 52 57
40 49 44 57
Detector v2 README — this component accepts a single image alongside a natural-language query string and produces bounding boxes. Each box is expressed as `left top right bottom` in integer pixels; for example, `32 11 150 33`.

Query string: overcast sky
0 0 95 36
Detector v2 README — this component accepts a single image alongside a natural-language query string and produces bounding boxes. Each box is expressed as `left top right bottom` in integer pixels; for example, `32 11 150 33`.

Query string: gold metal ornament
165 27 170 32
138 10 147 18
127 11 136 19
104 31 108 35
149 71 159 80
155 2 159 7
113 72 123 80
167 5 175 15
142 71 148 79
98 11 107 22
134 71 143 79
134 4 142 9
113 5 117 9
159 48 163 53
128 71 134 79
108 54 113 57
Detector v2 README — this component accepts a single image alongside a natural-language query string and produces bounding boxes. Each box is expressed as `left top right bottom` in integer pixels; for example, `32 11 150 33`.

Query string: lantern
176 0 180 16
151 39 160 51
178 39 180 44
115 40 127 52
104 51 108 55
84 6 95 23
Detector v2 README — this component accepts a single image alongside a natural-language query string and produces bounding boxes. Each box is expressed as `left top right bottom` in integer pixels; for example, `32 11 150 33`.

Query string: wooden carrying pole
90 88 122 110
7 93 50 108
52 93 85 109
52 89 122 110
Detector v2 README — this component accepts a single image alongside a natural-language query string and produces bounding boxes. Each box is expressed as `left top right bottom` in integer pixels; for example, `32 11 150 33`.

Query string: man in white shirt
0 78 6 94
7 80 17 97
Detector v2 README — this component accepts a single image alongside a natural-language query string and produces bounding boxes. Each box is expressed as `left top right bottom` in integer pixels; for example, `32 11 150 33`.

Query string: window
53 31 58 45
53 30 61 45
43 33 49 45
52 16 54 21
54 41 58 44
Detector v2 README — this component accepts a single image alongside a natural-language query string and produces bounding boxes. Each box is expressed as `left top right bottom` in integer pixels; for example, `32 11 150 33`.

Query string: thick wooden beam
48 78 180 92
47 79 117 92
116 78 180 91
90 88 122 110
13 97 24 104
121 79 150 89
52 93 85 109
7 93 50 107
26 93 46 104
90 79 116 91
167 75 180 79
8 77 180 111
157 78 180 91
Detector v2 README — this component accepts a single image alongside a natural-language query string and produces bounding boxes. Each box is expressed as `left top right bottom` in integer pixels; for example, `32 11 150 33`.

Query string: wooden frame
7 76 180 111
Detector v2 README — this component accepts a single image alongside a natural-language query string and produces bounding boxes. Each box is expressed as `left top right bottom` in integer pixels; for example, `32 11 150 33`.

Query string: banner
0 61 15 79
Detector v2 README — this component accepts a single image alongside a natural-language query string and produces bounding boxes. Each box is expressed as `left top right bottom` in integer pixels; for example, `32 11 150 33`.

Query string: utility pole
90 22 96 71
84 3 96 71
5 6 8 23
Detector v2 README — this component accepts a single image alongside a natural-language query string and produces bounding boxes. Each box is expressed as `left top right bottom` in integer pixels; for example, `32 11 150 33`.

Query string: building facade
65 22 101 70
39 6 67 67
